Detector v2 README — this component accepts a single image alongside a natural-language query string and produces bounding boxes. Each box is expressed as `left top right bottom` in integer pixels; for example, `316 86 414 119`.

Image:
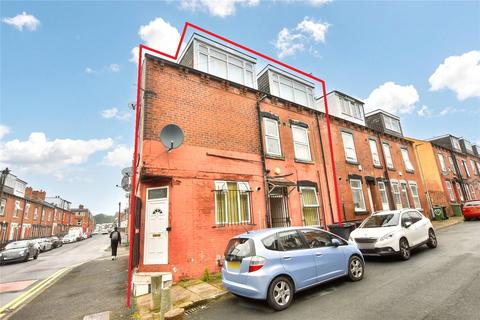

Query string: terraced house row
0 170 95 247
126 33 479 286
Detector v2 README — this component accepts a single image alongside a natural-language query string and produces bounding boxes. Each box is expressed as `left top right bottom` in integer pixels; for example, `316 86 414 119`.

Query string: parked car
463 200 480 221
33 238 53 252
48 236 63 248
222 227 364 311
62 234 77 244
0 240 39 264
349 209 437 260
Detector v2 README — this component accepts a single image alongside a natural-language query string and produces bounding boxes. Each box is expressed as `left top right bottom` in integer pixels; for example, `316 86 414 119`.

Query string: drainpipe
376 133 395 209
256 95 271 228
315 113 335 225
450 152 467 202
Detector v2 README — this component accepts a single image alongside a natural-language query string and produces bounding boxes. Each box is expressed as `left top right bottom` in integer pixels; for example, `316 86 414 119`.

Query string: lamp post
118 202 121 229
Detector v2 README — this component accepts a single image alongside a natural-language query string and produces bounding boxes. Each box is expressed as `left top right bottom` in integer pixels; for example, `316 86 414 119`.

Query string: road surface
187 221 480 320
0 234 110 308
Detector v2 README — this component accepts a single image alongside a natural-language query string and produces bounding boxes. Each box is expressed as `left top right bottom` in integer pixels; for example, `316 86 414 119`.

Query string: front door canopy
267 177 296 195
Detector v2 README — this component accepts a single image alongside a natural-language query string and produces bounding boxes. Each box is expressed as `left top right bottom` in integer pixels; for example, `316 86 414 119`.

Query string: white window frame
214 181 251 224
470 184 476 200
383 116 401 133
465 183 472 200
270 72 314 108
401 148 414 172
369 139 381 167
291 125 312 161
349 179 366 212
445 181 456 202
437 153 447 172
448 156 457 175
451 137 461 150
465 141 473 153
341 131 358 163
13 200 21 217
264 118 282 156
195 42 256 88
390 181 402 209
462 160 470 177
382 142 394 169
299 186 320 226
25 203 30 218
400 181 411 208
408 181 422 209
455 183 464 202
0 198 5 216
377 181 390 210
341 98 364 120
470 160 478 176
33 208 38 220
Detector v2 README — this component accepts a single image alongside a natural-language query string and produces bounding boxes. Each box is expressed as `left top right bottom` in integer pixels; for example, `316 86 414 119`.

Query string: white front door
144 187 169 265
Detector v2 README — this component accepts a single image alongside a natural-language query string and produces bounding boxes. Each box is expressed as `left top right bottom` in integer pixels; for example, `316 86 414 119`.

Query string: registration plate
228 261 241 270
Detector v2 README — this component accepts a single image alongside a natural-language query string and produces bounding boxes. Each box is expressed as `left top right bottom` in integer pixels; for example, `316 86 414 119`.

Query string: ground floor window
464 184 472 200
390 181 402 209
471 184 477 199
455 183 464 202
445 181 456 202
377 181 390 210
215 181 251 225
300 187 320 226
400 182 411 208
408 181 422 209
350 179 366 212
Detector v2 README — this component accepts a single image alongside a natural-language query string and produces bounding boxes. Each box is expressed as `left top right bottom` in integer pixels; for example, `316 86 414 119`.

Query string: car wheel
267 276 294 311
464 217 470 221
399 238 410 260
24 253 30 262
427 229 438 249
348 255 364 281
34 251 39 259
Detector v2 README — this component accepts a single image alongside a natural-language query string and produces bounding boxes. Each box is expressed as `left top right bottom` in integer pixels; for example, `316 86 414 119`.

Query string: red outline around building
128 21 342 307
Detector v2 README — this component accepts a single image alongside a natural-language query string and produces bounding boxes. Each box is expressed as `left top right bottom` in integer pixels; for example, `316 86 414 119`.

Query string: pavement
0 234 111 310
431 215 464 230
9 246 131 320
186 220 480 320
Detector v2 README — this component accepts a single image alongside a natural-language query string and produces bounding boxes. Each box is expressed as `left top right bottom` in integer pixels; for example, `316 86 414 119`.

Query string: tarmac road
188 221 480 320
0 234 110 308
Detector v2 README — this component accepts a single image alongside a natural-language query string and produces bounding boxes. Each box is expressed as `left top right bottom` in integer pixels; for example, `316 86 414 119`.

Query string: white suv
349 209 437 260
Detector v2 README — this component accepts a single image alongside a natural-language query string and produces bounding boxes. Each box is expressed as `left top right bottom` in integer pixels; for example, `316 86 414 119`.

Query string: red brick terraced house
70 204 95 235
317 92 429 223
131 34 432 287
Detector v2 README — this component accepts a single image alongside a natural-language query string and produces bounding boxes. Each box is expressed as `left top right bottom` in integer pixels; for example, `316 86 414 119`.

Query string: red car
463 200 480 220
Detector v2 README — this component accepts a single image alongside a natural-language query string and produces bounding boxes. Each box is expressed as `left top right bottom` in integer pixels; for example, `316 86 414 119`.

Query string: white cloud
429 50 480 101
296 17 330 43
100 107 131 121
179 0 260 17
0 125 10 140
305 0 333 6
364 81 419 114
438 106 465 116
107 64 120 72
130 17 185 64
85 67 95 74
2 12 40 31
274 17 330 58
417 105 431 117
0 132 113 175
102 145 133 168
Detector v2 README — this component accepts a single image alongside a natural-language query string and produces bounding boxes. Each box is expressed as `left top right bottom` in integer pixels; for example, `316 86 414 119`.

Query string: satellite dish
160 124 184 151
121 167 133 177
121 175 131 192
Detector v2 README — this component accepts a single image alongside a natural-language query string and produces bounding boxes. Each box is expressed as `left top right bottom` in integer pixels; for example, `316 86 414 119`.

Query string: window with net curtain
300 187 320 226
215 181 251 225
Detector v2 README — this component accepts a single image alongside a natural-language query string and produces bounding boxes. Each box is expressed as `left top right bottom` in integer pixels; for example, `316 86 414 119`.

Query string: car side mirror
331 238 341 247
403 221 412 228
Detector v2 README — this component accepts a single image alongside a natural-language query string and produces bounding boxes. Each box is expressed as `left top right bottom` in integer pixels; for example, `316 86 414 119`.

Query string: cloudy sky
1 0 479 214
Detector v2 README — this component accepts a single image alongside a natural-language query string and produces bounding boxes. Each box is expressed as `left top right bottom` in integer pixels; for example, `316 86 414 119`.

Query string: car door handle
283 256 292 261
315 253 323 257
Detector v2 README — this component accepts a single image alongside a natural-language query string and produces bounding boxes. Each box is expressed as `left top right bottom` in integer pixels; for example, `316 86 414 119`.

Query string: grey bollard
160 287 172 319
150 276 163 311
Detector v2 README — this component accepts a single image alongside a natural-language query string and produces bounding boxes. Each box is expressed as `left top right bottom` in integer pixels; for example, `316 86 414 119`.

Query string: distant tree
93 214 115 224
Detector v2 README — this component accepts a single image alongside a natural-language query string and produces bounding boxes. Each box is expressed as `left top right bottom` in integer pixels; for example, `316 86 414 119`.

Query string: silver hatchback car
222 226 364 310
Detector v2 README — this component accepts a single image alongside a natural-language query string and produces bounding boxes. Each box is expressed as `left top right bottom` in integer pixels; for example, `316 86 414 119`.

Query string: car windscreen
5 241 29 249
361 214 399 228
224 238 255 262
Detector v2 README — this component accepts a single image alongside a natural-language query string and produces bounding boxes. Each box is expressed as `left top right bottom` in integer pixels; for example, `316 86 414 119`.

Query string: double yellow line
0 267 71 318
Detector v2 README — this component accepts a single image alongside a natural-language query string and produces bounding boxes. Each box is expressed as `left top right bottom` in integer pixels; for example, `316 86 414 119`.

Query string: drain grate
184 304 208 316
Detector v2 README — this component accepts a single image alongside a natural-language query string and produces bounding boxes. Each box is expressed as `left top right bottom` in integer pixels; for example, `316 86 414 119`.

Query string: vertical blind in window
215 181 251 224
382 143 394 169
401 149 414 172
369 139 381 166
300 187 320 226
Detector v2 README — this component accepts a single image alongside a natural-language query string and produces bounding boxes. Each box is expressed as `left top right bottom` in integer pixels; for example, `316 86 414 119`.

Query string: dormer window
383 115 401 133
340 98 363 120
464 140 473 153
258 65 315 109
451 137 461 150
